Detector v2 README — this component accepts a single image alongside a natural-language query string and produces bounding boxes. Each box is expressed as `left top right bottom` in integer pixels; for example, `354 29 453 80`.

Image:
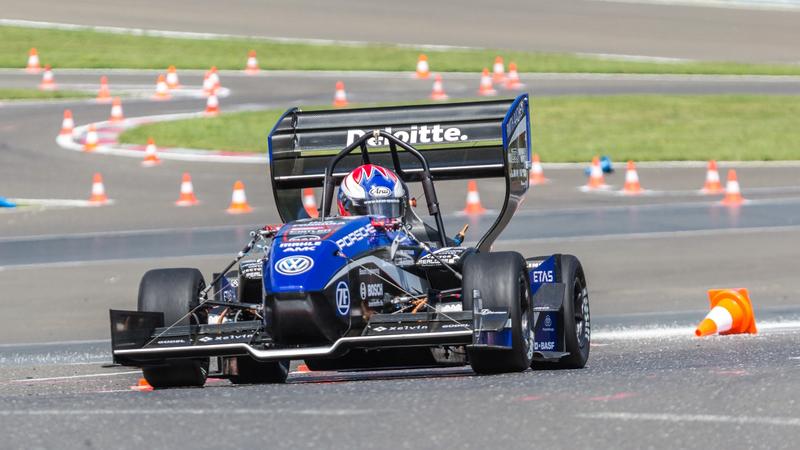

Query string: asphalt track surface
1 70 800 448
5 0 800 63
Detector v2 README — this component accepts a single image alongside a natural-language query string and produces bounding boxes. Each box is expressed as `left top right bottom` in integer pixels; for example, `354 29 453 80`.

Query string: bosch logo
336 281 350 316
275 256 314 276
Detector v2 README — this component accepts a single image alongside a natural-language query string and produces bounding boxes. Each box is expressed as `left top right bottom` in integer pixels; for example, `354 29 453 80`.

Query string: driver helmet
337 164 407 219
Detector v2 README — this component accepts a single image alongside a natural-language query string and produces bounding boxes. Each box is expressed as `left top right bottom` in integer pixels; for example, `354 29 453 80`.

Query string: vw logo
336 281 350 316
275 256 314 276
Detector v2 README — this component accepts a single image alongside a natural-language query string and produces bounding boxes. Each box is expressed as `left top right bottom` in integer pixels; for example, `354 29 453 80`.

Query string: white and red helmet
337 164 407 218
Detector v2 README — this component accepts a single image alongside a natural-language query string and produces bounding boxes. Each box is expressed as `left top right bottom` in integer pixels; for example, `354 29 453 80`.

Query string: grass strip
0 88 93 100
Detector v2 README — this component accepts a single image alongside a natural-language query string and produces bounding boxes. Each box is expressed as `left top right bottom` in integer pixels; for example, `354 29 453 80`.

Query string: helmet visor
360 198 403 218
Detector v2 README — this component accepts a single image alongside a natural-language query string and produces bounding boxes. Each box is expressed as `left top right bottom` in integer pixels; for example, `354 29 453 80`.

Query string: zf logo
335 281 350 316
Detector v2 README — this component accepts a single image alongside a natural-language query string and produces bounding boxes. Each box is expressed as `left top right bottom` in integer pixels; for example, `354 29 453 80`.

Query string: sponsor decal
534 312 557 351
370 324 428 333
393 249 416 267
275 256 314 276
359 282 367 300
336 281 350 316
156 338 188 345
279 241 322 252
416 247 467 267
288 235 321 242
197 334 252 343
240 259 262 280
369 185 392 198
346 125 469 147
532 269 554 283
336 223 375 248
367 283 383 298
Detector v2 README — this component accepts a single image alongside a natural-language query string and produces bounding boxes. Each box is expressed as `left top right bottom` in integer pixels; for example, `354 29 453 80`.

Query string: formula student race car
109 94 591 388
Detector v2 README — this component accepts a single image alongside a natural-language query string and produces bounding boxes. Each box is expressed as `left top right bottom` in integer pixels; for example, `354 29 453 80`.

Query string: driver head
337 164 407 219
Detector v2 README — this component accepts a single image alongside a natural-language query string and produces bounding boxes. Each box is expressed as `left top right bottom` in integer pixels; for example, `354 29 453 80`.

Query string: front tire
229 357 289 384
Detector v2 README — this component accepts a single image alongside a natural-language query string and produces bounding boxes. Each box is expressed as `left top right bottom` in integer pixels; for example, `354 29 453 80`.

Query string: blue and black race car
110 94 591 388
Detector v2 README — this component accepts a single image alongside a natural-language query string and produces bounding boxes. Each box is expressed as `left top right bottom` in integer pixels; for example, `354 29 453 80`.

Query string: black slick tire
229 357 289 384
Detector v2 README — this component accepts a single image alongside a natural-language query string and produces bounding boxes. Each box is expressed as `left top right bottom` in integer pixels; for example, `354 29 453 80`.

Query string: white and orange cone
88 173 109 205
622 160 643 195
60 109 74 136
208 66 220 91
529 153 548 185
478 68 496 96
695 288 757 337
430 74 448 101
584 156 609 190
492 56 505 84
109 97 124 123
202 71 215 96
204 93 219 116
226 180 252 214
26 48 41 73
302 188 319 218
333 81 348 108
166 65 181 89
505 62 523 90
96 75 112 103
245 50 260 74
415 54 430 79
141 137 162 167
153 74 171 100
39 65 56 91
84 124 99 152
721 169 744 205
175 172 199 206
701 160 723 194
462 180 486 215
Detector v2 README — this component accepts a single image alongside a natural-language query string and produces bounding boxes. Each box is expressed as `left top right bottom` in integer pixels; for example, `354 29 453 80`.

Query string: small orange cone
701 160 723 194
430 74 448 101
245 50 260 74
131 377 154 391
96 76 112 103
227 180 252 214
208 66 220 91
175 172 199 206
720 169 744 205
84 124 99 152
415 54 430 79
492 56 506 84
462 180 486 215
529 153 548 185
333 81 348 108
153 74 171 100
88 173 109 205
166 65 181 89
302 188 319 218
39 65 56 91
202 71 215 96
109 97 124 123
695 288 757 337
584 156 608 190
622 160 643 194
60 109 74 136
26 48 41 73
141 137 162 167
296 363 311 373
505 62 523 90
204 93 220 116
478 68 496 96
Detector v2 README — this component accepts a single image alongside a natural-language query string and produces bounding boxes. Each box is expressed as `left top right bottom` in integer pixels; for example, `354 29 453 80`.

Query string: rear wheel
229 357 289 384
463 252 533 374
138 268 209 388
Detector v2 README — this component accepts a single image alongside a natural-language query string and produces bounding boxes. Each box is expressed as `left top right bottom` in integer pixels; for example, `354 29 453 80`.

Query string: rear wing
267 95 531 233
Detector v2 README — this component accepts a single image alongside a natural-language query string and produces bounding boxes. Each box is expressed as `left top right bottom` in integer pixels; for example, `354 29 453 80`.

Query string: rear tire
229 357 289 384
463 252 533 374
138 268 209 388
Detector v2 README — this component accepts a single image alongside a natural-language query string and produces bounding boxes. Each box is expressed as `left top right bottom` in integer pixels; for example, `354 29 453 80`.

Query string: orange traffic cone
96 75 112 103
166 65 181 89
462 180 486 215
303 188 319 218
505 62 523 90
492 56 505 84
415 54 430 79
622 160 643 194
478 68 496 96
26 48 41 73
131 377 154 391
695 288 757 337
205 93 219 116
175 173 199 206
701 160 723 194
333 81 348 108
721 169 744 205
141 137 162 167
60 109 74 136
245 50 260 74
296 363 311 373
227 180 252 214
202 71 215 96
39 65 56 91
88 173 109 205
430 74 448 101
109 97 124 123
84 124 99 152
529 153 548 185
153 74 171 100
584 156 608 190
208 66 220 91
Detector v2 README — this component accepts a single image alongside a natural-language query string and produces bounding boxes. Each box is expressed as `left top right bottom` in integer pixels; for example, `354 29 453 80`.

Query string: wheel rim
521 274 534 361
574 279 590 349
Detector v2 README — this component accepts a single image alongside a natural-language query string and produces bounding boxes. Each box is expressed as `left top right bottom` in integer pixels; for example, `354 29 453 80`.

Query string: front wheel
229 357 289 384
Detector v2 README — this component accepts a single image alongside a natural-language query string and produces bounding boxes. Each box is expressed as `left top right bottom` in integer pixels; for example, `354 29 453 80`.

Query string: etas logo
346 125 469 147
